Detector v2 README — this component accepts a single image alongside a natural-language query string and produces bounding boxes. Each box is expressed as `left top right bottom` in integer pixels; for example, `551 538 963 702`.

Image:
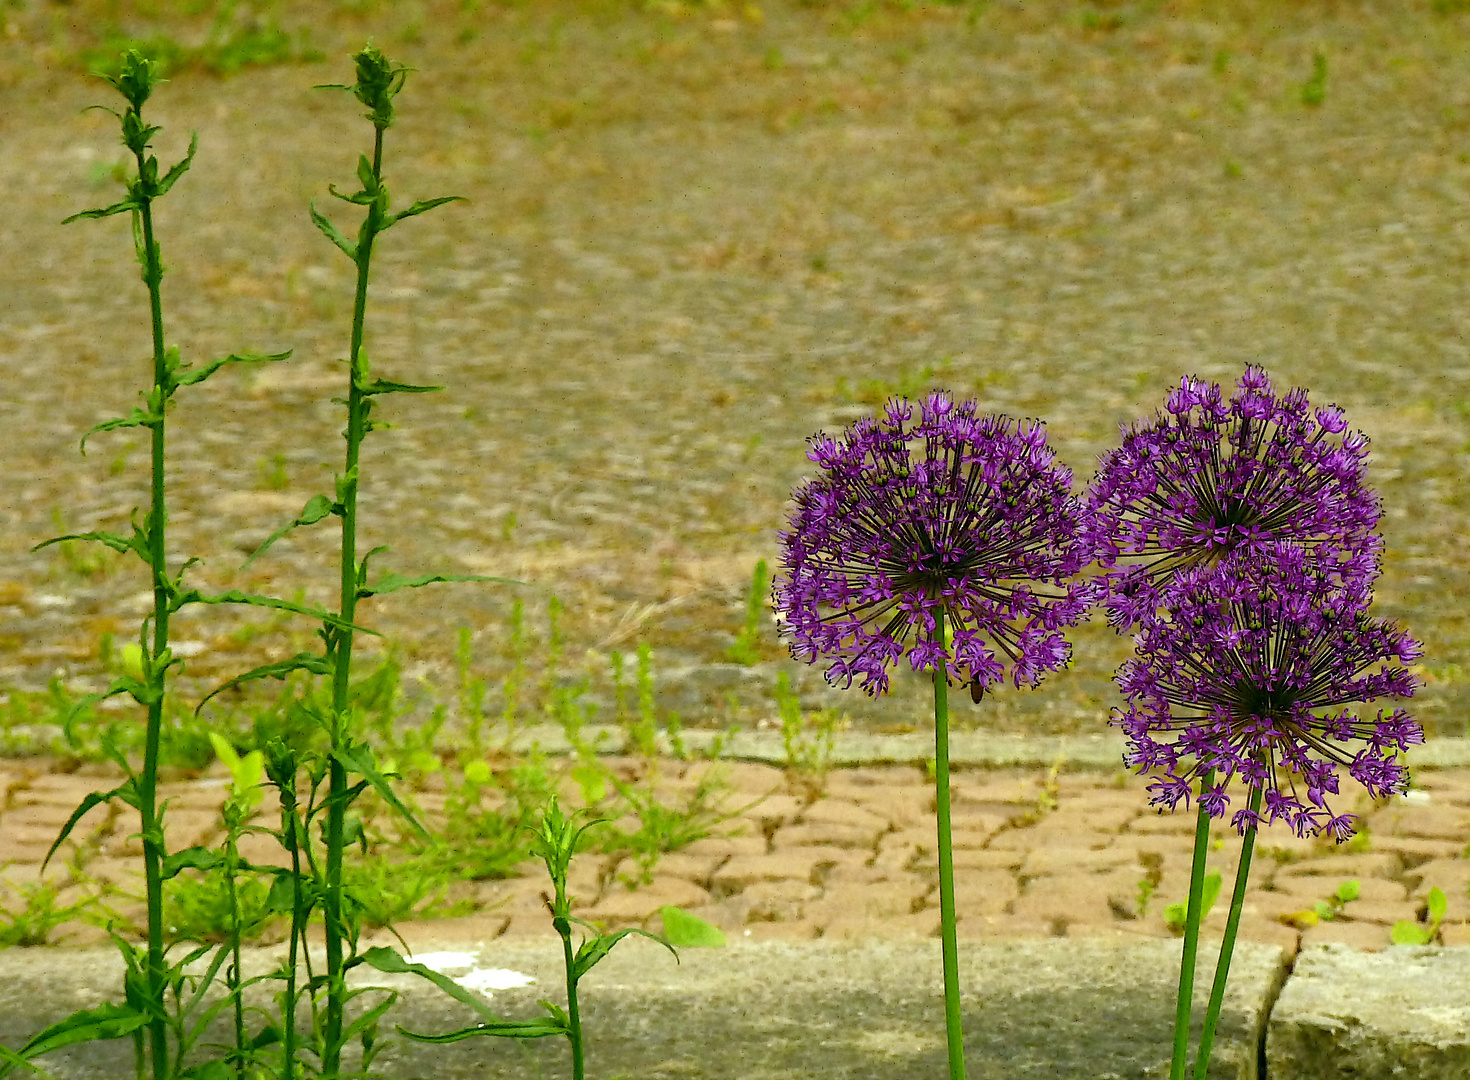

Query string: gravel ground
0 0 1467 737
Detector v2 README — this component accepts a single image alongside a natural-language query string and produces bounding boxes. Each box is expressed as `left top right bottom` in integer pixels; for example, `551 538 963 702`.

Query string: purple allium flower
1087 365 1381 629
1113 544 1422 840
774 392 1100 698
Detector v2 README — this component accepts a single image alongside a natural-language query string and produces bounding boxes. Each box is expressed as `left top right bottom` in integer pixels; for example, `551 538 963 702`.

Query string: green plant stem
282 806 303 1080
1170 768 1217 1080
323 120 385 1077
225 834 245 1078
561 928 585 1080
932 609 966 1080
137 187 172 1080
1192 784 1263 1080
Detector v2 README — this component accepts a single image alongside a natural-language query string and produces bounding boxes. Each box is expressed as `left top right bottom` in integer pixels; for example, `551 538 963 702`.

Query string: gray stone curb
500 725 1470 771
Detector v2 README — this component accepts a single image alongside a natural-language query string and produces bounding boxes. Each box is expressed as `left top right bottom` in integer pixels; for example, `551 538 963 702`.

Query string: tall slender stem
137 188 171 1080
932 608 966 1080
323 122 385 1077
1170 769 1217 1080
1192 785 1263 1080
562 928 585 1080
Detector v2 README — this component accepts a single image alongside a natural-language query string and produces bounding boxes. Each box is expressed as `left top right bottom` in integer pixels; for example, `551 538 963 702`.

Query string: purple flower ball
1087 366 1381 630
1113 544 1422 840
774 392 1101 698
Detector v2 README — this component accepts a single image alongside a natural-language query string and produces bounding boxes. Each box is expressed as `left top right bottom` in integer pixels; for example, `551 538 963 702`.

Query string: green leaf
60 677 155 742
79 405 162 453
1199 871 1223 919
169 348 292 392
196 651 333 712
41 784 129 871
62 196 142 224
358 947 503 1024
356 377 443 396
243 493 340 567
659 906 726 948
387 195 466 228
179 1061 233 1080
154 131 198 197
32 530 145 559
358 571 520 600
309 199 357 260
572 927 677 982
166 588 378 636
331 743 427 838
340 991 397 1045
1335 879 1360 904
161 846 220 879
1428 886 1448 922
396 1018 568 1044
1391 919 1431 946
0 1004 149 1078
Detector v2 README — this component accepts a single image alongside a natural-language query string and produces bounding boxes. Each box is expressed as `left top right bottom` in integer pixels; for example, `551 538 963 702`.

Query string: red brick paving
1 755 1468 958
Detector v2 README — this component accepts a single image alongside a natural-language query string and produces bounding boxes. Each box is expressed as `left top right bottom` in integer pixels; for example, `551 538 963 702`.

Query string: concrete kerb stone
0 937 1287 1080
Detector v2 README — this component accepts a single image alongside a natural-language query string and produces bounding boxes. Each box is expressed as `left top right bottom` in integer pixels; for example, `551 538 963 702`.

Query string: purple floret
1086 365 1382 630
774 392 1100 698
1113 543 1421 840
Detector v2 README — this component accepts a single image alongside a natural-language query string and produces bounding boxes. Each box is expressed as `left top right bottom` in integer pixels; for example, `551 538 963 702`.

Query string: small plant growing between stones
1391 886 1448 945
724 558 771 665
1277 879 1360 930
773 670 841 802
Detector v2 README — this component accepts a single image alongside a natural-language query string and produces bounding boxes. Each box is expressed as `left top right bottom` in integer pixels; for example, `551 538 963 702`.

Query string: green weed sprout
378 797 722 1080
724 559 770 665
1163 871 1222 936
1392 886 1448 945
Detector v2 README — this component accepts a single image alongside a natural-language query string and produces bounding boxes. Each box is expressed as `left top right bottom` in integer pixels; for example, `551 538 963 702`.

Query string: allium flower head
1087 365 1381 629
774 392 1100 698
1113 543 1421 840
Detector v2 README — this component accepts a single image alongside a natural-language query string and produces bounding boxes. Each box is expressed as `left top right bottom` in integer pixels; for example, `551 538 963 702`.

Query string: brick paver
2 755 1469 959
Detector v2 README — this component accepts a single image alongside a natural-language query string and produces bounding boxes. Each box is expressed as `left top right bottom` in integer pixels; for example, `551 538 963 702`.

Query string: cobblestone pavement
2 757 1468 959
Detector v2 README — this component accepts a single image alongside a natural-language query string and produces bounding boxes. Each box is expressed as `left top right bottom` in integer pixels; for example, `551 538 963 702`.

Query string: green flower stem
1192 784 1263 1080
224 829 245 1078
137 174 172 1080
323 108 386 1080
1170 769 1217 1080
560 925 585 1080
932 608 966 1080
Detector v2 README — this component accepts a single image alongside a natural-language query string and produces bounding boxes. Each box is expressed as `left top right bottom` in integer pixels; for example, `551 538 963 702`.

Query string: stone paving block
948 869 1018 917
771 822 879 850
1275 852 1402 878
1020 844 1136 876
740 878 822 922
1339 900 1417 926
583 878 711 924
1372 801 1470 841
849 785 931 829
160 808 221 851
806 879 927 924
710 851 828 894
1270 872 1407 903
1125 812 1201 836
799 798 889 833
1268 944 1470 1079
1365 835 1466 863
1009 874 1121 929
1403 856 1470 897
635 850 724 886
744 792 807 828
679 834 766 859
956 913 1056 939
819 909 938 940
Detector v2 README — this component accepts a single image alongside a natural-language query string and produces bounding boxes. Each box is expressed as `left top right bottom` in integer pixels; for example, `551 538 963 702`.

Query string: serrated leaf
244 493 340 567
358 571 520 600
572 927 676 982
166 589 378 636
196 651 333 712
32 530 144 559
42 784 129 871
309 199 357 260
0 1003 149 1078
659 906 726 948
62 196 142 224
356 377 443 396
358 947 502 1023
396 1018 568 1044
387 195 466 228
161 846 220 880
331 743 427 838
169 348 292 391
154 131 198 197
79 405 162 453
